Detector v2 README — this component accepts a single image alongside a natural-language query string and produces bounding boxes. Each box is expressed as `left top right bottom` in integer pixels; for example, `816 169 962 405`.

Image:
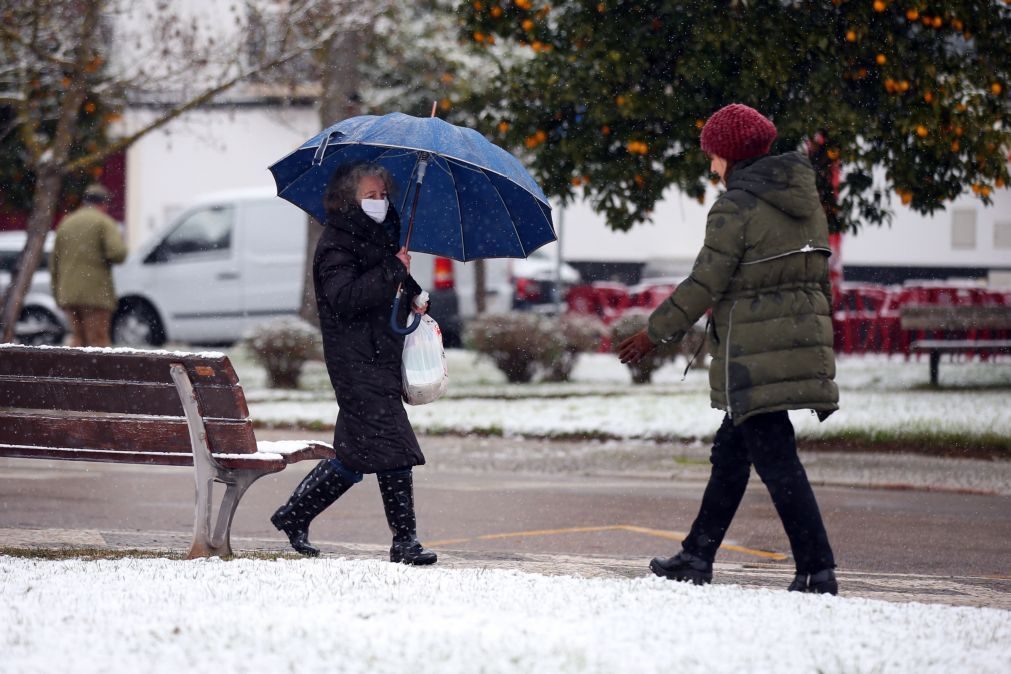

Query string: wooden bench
0 344 334 557
900 305 1011 385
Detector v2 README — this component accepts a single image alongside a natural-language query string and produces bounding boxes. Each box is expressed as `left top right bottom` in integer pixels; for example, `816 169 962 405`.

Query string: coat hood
726 152 822 219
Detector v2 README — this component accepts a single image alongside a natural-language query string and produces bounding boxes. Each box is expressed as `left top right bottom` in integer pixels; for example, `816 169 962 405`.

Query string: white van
112 189 514 347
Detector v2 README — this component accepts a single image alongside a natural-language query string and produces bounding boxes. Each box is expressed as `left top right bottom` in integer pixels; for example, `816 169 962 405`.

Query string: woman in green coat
618 104 838 595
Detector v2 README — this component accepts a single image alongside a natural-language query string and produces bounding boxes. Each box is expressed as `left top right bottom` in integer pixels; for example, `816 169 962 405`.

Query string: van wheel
17 307 66 346
113 303 165 347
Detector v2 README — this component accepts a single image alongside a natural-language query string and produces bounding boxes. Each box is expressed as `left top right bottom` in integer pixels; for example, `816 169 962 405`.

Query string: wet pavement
2 431 1009 611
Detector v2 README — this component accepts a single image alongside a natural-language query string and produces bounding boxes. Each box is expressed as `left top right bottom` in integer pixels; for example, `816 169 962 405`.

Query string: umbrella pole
390 153 431 335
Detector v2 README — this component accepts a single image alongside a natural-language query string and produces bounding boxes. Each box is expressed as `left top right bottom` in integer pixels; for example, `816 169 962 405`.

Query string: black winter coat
314 205 425 473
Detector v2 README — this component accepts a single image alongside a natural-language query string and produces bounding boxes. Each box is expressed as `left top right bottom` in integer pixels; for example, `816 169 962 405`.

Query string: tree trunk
0 169 65 343
299 30 363 326
0 2 99 343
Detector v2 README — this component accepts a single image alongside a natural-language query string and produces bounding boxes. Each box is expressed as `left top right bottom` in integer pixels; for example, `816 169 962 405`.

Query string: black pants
682 411 835 574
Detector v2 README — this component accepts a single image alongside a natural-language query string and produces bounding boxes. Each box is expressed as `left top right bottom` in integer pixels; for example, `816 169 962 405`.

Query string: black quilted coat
314 205 425 473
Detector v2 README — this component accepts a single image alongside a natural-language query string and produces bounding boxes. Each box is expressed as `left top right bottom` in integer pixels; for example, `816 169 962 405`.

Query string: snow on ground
2 556 1009 674
241 350 1011 442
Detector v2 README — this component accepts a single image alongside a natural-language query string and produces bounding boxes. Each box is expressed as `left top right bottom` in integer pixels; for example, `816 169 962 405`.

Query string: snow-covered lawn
238 349 1011 444
2 556 1009 674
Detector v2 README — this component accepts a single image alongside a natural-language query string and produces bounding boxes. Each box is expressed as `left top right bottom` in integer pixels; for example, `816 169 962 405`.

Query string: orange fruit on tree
490 5 502 17
522 19 534 31
905 9 918 21
931 16 943 28
846 30 857 42
873 0 886 11
950 140 960 152
992 83 1004 96
923 91 934 103
876 53 887 65
915 125 928 137
995 177 1006 189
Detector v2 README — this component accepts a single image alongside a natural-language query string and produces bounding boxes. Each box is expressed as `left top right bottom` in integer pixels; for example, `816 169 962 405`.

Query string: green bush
245 318 322 389
465 313 565 383
542 314 606 382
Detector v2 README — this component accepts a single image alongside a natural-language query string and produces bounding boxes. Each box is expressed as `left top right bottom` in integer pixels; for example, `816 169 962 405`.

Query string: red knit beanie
699 104 777 162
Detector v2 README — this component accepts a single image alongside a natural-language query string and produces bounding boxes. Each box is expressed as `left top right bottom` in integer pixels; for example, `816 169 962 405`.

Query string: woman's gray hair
323 162 396 217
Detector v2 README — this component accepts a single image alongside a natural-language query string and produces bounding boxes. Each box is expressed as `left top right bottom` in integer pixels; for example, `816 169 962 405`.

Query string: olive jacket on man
51 205 127 311
647 152 839 424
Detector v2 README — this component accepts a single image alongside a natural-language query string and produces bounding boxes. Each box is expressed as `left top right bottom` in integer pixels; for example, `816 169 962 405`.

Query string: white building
555 179 1011 288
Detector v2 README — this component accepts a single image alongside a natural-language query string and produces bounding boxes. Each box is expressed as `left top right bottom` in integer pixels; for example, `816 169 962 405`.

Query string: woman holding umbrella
270 161 437 565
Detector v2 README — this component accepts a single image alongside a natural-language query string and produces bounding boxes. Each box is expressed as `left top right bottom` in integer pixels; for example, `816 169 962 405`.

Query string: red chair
565 284 599 317
591 282 631 325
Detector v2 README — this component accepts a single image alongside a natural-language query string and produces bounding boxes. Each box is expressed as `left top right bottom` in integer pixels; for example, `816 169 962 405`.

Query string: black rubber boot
649 551 713 585
788 569 838 595
270 460 357 556
377 470 437 566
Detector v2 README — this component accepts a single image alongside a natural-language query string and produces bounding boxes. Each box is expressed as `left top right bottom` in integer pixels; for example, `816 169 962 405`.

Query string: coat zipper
724 300 738 420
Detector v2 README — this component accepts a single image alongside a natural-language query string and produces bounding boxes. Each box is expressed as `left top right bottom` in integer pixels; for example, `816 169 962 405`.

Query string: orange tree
457 1 1011 233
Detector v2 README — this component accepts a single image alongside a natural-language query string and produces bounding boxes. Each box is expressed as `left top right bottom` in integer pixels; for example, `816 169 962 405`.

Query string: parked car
111 188 507 347
0 231 67 345
510 247 581 313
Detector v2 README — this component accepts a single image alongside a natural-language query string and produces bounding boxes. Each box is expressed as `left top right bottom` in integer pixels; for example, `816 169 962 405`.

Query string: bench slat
0 377 249 419
0 444 288 472
0 345 240 387
0 412 257 454
900 305 1011 331
910 340 1011 352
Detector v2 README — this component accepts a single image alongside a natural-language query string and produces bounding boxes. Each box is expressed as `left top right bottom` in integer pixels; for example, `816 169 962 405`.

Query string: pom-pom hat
700 104 777 162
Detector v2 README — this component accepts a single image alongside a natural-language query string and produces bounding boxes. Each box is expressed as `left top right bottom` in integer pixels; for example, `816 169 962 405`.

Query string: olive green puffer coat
647 152 838 424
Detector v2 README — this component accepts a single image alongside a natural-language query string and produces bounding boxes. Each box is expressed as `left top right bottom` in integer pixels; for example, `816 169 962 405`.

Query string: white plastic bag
401 313 448 405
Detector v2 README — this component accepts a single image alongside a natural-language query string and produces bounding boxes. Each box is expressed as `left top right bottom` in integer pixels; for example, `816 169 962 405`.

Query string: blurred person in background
50 183 127 347
618 104 839 595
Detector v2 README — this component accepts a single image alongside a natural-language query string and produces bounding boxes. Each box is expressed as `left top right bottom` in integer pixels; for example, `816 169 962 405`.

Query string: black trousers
682 411 835 574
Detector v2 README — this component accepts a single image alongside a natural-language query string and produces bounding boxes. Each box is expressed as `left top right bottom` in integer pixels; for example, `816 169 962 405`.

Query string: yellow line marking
427 524 788 561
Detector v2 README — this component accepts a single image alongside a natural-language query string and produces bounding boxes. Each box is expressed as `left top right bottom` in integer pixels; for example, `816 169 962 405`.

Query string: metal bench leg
929 350 940 386
171 363 269 559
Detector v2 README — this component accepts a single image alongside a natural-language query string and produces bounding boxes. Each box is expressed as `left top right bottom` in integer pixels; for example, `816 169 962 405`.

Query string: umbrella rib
442 158 466 261
485 171 528 258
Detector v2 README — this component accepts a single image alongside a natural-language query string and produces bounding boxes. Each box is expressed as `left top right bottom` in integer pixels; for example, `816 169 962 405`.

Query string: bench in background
0 344 334 557
900 305 1011 385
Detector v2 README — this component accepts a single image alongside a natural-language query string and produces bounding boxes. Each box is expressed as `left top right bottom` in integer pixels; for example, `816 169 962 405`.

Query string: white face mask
361 198 389 223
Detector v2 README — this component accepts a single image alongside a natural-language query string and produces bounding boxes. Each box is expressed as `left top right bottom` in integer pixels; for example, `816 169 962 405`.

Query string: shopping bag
401 313 448 405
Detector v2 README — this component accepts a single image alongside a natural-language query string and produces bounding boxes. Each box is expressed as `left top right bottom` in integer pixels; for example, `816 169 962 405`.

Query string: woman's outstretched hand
617 329 657 365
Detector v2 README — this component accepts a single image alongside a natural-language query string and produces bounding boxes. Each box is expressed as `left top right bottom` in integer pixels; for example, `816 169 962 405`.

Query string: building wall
121 106 319 247
558 177 1010 286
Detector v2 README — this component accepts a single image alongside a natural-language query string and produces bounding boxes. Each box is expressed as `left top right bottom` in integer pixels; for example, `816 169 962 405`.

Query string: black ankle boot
788 569 838 595
271 460 357 556
390 537 438 565
377 470 437 566
649 551 713 585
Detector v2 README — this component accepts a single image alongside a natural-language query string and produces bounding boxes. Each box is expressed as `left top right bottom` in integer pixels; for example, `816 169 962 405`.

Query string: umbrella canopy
268 112 556 261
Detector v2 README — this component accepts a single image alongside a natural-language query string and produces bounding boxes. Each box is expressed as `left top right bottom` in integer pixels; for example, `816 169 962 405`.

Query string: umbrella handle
390 288 422 335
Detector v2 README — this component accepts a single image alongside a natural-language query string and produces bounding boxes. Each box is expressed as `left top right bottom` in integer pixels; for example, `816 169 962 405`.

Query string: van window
153 205 234 261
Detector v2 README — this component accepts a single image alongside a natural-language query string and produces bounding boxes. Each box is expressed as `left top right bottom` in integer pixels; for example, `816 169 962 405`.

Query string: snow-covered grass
2 555 1009 674
232 347 1011 451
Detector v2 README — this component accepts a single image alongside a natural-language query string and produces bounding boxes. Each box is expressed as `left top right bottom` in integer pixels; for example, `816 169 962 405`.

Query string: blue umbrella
269 112 556 334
